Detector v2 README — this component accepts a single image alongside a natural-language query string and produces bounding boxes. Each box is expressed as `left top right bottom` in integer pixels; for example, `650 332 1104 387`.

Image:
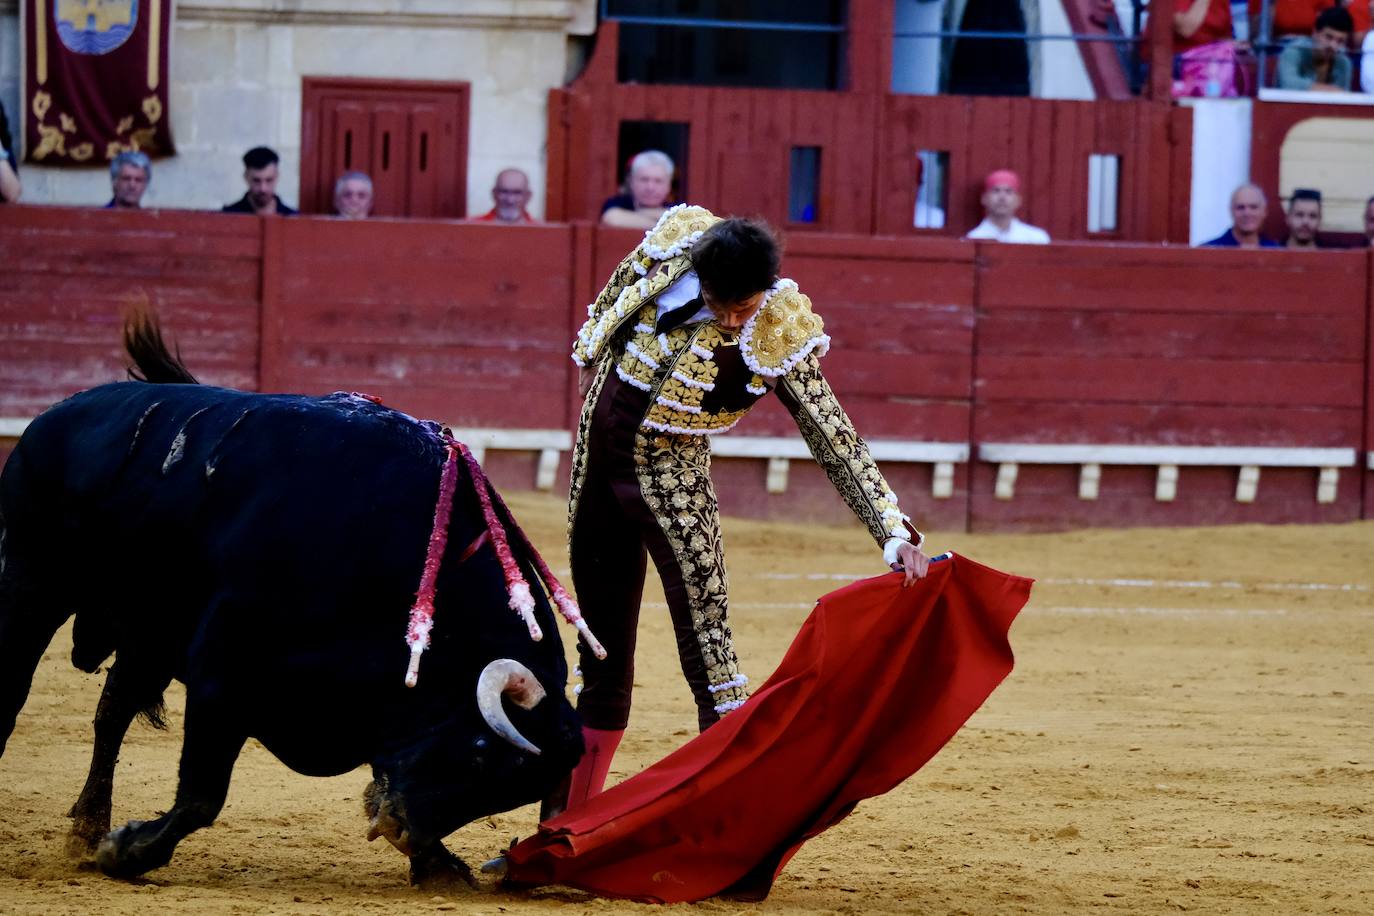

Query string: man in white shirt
965 169 1051 244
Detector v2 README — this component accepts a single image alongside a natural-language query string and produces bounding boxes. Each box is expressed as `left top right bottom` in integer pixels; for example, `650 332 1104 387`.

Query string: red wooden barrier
257 218 576 430
971 242 1369 530
0 207 261 417
2 206 1371 533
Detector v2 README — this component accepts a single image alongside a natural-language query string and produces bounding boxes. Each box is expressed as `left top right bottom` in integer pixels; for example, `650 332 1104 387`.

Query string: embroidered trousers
569 365 749 733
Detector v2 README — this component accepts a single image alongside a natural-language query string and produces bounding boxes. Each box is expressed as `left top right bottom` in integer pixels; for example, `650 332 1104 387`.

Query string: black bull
0 342 584 885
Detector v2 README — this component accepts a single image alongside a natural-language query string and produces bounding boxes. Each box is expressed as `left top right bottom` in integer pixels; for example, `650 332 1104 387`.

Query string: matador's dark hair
689 218 781 304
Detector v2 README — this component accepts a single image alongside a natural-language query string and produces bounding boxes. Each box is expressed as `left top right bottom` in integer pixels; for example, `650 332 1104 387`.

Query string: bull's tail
122 303 199 385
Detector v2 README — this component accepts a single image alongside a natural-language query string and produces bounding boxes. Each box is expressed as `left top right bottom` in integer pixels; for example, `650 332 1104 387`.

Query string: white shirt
965 217 1051 245
1362 33 1374 94
654 270 712 325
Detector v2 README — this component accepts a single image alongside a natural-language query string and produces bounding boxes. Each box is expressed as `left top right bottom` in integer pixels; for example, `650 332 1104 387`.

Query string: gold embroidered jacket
571 205 918 547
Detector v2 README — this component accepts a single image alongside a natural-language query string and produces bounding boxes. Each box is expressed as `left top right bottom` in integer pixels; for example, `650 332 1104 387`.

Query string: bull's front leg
95 693 246 879
67 660 171 858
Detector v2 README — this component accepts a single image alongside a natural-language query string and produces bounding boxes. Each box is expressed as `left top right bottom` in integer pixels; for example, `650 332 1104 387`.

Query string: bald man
1203 184 1282 248
477 168 535 224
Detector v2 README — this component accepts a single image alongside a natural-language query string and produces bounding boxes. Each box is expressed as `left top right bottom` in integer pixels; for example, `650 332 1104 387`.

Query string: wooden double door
300 77 469 218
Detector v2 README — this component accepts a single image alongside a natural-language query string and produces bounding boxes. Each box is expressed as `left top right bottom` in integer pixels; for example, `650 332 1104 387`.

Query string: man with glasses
476 168 535 223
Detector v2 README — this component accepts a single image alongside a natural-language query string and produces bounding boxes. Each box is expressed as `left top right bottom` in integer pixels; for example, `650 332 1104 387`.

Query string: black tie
655 296 706 334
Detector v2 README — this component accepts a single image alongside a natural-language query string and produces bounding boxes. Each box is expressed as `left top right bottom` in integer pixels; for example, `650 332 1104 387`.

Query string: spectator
106 151 151 210
1202 183 1282 247
1283 188 1323 248
476 168 535 223
1175 0 1237 51
1364 195 1374 246
1277 6 1354 91
965 169 1050 244
0 102 20 204
332 171 373 220
222 146 297 216
1249 0 1368 45
601 150 675 229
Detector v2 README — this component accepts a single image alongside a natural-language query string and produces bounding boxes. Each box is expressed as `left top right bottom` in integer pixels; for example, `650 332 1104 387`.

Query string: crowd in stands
1203 182 1374 248
3 106 1372 251
1173 0 1374 94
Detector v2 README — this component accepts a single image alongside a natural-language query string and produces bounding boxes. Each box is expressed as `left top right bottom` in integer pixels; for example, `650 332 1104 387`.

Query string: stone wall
0 0 594 215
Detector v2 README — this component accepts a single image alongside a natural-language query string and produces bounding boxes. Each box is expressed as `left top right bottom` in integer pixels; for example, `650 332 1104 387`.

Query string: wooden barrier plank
1 209 263 415
976 402 1362 448
820 351 971 399
978 310 1366 361
977 356 1360 407
731 394 971 443
977 245 1368 313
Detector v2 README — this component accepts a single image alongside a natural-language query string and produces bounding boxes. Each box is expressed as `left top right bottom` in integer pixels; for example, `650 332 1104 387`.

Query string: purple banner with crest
22 0 175 165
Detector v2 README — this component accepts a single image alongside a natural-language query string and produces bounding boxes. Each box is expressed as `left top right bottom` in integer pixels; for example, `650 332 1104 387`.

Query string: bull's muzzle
476 659 547 756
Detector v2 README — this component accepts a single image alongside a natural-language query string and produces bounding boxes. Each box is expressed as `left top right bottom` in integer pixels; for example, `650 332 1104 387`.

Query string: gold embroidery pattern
640 323 748 435
566 356 615 546
572 250 643 366
740 283 830 378
634 432 748 713
31 89 162 163
641 205 721 260
643 402 750 435
778 353 916 546
574 254 697 366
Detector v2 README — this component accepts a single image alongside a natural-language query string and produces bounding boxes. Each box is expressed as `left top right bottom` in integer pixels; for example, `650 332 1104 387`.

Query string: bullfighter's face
365 668 583 853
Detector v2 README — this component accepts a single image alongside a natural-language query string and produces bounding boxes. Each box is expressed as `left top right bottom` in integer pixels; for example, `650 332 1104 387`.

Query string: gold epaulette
640 204 721 261
739 280 830 378
573 205 722 367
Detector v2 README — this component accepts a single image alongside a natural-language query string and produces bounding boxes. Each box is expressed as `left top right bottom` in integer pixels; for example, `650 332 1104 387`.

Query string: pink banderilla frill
404 438 605 688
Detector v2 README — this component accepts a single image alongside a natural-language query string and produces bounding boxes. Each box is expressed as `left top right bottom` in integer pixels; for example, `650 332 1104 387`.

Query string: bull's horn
476 659 546 756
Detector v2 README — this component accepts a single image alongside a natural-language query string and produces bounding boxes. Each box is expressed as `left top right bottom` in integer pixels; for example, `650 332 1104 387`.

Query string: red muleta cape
506 552 1033 903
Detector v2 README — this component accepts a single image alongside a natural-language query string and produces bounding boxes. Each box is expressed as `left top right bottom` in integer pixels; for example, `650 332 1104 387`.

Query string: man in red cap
965 169 1050 244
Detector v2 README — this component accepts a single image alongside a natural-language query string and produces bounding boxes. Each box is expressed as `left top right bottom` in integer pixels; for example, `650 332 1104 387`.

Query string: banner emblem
22 0 173 164
56 0 138 55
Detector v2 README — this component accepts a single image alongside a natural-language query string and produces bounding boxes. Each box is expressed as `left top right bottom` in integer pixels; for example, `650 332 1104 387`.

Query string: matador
554 205 930 814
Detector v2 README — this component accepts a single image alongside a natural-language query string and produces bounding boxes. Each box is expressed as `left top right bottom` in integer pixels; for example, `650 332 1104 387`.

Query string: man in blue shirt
1203 184 1282 248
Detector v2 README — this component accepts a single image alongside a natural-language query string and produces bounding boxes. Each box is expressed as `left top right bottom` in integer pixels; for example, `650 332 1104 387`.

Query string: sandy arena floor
1 493 1370 915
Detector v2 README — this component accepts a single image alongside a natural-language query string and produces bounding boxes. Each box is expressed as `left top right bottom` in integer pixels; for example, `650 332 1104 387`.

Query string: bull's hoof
94 821 158 879
408 843 477 890
65 819 107 860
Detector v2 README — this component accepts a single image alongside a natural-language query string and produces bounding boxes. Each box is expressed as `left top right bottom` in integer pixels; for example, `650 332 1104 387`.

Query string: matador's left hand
891 540 930 587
